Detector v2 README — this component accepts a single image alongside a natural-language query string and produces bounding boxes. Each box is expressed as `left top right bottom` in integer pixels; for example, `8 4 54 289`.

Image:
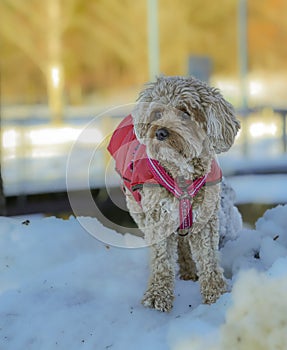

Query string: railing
1 106 287 197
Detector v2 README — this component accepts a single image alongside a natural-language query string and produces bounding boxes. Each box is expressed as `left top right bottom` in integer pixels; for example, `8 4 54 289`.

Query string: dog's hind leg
142 233 177 312
177 236 198 281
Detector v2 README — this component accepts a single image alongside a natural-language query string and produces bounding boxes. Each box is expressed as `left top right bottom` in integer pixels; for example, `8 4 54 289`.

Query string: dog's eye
178 107 190 120
180 111 190 120
151 110 162 121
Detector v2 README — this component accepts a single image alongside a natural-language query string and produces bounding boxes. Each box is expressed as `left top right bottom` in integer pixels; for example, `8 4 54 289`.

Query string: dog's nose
156 128 169 141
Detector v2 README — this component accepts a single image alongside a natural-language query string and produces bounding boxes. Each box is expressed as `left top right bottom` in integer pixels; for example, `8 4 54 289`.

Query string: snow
1 205 287 349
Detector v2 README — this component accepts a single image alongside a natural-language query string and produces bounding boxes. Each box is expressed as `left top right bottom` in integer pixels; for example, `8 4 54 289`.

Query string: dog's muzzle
156 128 169 141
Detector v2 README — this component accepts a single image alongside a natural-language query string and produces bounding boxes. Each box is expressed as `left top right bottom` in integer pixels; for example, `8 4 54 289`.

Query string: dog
108 75 241 312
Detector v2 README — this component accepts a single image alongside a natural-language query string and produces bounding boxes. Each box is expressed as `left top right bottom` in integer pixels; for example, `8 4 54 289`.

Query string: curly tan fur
126 75 240 312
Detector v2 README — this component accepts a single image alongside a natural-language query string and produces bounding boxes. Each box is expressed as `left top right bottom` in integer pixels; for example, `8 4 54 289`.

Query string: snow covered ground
1 204 287 349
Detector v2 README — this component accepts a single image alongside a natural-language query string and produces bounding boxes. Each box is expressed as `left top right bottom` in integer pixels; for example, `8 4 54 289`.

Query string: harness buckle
178 192 192 200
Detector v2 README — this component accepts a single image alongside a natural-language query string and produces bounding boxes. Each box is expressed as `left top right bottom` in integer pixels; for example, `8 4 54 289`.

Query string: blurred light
51 66 60 88
216 80 238 94
2 126 103 149
2 129 19 149
77 128 103 145
235 128 242 140
28 127 81 146
30 149 64 159
249 122 277 138
216 79 265 98
249 81 263 96
27 127 103 146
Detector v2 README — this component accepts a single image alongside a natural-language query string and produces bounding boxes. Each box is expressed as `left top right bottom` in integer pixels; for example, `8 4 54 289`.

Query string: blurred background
0 0 286 227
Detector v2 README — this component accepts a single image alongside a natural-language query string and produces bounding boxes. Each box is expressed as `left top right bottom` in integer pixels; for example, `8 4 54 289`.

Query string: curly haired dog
108 75 241 312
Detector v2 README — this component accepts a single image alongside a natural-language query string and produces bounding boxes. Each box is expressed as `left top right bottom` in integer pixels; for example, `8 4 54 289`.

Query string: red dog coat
107 114 222 233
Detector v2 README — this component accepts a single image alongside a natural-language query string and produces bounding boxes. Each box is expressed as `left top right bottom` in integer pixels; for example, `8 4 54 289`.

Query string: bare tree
0 0 79 123
1 0 287 105
0 0 147 111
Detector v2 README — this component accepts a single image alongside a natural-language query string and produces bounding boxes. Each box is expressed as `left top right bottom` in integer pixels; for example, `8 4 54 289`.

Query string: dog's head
132 76 240 164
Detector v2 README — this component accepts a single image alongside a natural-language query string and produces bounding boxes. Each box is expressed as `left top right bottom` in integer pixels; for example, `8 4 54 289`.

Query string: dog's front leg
142 234 177 312
189 216 227 304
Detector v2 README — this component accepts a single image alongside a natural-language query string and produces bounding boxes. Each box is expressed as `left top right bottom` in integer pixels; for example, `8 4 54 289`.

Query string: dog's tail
219 178 242 248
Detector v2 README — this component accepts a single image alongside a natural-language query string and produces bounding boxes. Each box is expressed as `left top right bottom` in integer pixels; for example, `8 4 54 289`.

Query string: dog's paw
203 288 226 304
141 286 174 312
201 272 227 304
178 269 198 281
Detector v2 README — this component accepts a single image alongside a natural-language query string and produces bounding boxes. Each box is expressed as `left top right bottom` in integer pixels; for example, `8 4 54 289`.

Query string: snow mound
221 204 287 278
221 268 287 350
178 266 287 350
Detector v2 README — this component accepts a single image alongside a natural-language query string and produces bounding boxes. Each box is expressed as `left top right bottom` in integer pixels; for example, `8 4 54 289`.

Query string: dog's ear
204 88 240 154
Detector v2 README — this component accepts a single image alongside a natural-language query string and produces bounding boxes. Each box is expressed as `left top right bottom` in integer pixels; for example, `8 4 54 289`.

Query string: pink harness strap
147 158 207 234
